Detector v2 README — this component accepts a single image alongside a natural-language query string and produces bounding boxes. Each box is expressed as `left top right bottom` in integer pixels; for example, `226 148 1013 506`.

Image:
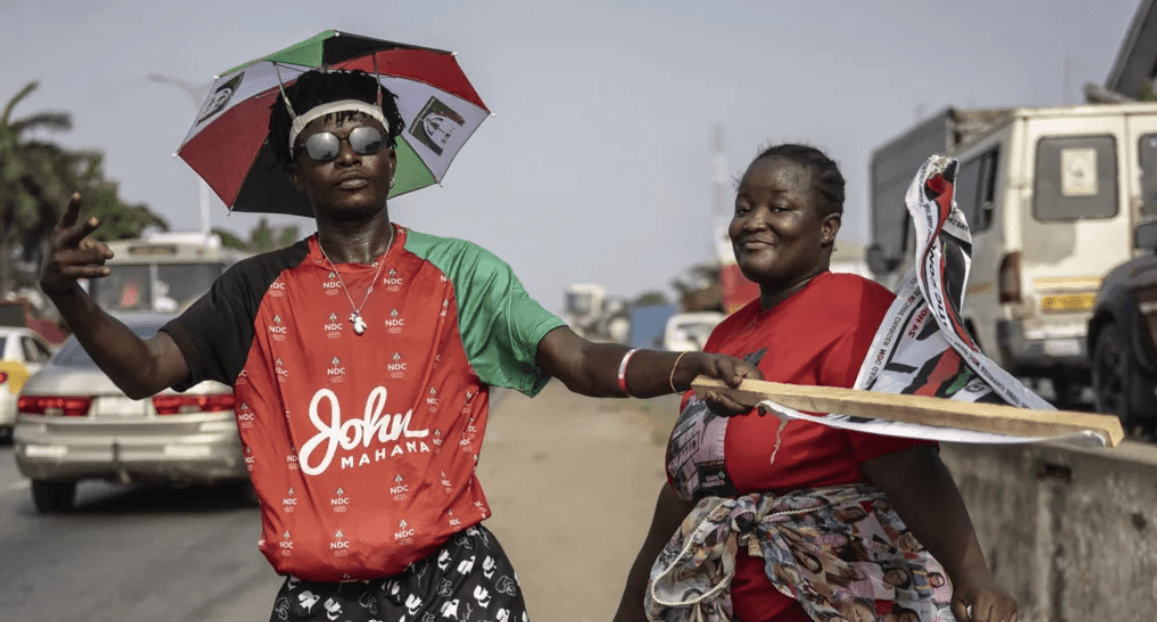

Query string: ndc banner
758 155 1106 447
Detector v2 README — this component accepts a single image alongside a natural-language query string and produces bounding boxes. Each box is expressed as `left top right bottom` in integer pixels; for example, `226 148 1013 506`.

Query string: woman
612 145 1017 622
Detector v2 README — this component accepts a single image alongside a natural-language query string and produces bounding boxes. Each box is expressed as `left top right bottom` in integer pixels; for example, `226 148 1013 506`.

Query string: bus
84 232 252 314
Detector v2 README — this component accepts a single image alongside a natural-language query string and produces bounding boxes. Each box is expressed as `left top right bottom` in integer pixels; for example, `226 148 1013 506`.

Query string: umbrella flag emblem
196 72 244 125
410 96 465 156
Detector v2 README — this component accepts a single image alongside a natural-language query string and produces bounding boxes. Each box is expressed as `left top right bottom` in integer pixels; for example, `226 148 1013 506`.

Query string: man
39 68 758 622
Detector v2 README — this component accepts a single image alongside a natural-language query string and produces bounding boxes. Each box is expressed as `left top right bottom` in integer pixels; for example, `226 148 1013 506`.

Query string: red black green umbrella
177 30 491 217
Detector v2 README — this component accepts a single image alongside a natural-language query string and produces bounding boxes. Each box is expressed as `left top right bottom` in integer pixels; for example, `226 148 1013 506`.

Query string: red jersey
162 226 564 582
664 272 937 622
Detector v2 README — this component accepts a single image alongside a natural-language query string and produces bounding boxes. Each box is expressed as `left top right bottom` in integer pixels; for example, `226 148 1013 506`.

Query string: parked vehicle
867 102 1157 404
12 313 247 513
0 299 68 345
0 327 54 441
662 312 725 352
1088 219 1157 432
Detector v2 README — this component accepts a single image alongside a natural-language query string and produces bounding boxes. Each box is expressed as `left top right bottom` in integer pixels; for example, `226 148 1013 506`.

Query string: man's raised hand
40 193 114 295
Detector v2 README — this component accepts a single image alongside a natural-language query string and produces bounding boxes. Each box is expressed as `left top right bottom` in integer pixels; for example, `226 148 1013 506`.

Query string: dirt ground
478 381 682 622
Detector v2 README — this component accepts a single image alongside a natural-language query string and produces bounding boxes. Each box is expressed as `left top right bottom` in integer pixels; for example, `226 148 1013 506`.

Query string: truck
866 102 1157 403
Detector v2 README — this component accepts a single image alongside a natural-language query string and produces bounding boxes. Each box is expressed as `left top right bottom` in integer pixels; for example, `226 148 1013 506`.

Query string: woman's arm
613 484 697 622
863 445 1018 622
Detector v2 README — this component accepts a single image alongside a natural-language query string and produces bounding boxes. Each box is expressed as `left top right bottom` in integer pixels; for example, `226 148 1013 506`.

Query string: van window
1140 134 1157 218
1033 135 1118 221
954 148 1000 232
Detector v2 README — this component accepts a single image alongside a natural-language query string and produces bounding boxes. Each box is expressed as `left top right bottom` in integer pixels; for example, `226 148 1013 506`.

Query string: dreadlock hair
268 69 405 169
753 143 845 217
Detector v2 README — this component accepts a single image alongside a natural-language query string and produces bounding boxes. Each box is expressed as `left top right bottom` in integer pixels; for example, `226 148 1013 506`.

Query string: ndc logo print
325 312 343 339
196 72 243 125
283 487 297 512
268 315 287 341
391 474 409 501
268 277 287 298
331 487 350 513
394 518 415 543
384 308 404 334
275 358 289 383
383 269 403 292
323 272 342 297
327 357 346 383
237 403 255 429
409 96 464 156
287 446 300 471
279 530 293 555
331 529 351 556
388 352 406 379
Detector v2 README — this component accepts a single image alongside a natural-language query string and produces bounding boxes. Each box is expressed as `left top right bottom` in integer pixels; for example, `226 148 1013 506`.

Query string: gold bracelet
669 351 689 393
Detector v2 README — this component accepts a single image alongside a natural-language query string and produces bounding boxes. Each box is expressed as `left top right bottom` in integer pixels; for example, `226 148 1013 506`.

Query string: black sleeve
160 241 307 391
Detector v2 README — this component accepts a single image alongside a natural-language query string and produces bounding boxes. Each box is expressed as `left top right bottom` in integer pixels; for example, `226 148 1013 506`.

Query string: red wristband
617 349 639 398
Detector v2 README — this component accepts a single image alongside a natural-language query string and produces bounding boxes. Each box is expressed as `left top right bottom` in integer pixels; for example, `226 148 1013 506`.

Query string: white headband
288 100 389 149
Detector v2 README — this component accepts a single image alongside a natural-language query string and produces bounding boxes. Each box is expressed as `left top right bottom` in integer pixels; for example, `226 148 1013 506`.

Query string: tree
0 81 167 294
214 217 299 254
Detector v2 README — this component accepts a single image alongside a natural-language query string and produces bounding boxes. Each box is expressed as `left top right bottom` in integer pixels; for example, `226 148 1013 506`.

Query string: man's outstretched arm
40 194 190 399
535 325 761 400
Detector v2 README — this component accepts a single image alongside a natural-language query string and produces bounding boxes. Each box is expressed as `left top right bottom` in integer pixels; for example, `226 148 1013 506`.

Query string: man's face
290 112 396 221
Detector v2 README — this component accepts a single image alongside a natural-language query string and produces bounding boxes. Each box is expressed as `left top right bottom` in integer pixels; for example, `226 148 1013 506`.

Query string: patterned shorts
268 524 530 622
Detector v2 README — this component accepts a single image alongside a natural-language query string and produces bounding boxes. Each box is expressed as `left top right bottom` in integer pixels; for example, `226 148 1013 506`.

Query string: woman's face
836 600 877 622
884 568 910 587
897 532 922 554
728 156 839 288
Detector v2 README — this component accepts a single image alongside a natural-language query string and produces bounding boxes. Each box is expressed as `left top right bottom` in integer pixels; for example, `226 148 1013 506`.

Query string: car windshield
53 320 168 367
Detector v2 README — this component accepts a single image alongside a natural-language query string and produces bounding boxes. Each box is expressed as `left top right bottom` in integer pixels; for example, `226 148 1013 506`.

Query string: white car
0 327 54 440
662 312 725 352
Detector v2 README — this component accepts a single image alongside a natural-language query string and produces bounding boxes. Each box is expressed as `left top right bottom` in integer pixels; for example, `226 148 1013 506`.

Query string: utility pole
147 73 213 238
711 124 731 263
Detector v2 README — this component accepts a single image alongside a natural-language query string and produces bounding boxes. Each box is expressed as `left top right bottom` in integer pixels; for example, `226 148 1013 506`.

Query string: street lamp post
147 73 213 238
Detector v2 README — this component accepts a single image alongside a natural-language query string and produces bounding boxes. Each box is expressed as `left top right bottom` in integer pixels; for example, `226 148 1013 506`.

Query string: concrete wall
940 440 1157 622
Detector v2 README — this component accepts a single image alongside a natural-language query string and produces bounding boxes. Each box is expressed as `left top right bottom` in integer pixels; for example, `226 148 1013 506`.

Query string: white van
867 102 1157 402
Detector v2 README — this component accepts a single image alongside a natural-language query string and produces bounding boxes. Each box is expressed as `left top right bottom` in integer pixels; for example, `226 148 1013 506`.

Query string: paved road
0 443 281 622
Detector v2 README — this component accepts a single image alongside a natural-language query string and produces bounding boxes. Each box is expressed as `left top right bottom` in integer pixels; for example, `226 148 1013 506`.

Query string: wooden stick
690 376 1125 447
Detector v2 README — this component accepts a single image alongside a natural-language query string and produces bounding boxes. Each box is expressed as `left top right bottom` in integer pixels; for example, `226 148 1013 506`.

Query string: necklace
317 225 395 336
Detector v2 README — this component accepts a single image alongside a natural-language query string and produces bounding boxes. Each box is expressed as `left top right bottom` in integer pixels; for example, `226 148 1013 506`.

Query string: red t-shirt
162 227 565 582
666 272 937 622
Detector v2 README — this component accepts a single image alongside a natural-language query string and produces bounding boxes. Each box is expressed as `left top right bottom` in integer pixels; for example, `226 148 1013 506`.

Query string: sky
0 0 1142 312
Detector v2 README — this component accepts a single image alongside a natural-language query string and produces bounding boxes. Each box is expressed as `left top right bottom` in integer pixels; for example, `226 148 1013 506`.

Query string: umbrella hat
177 30 490 218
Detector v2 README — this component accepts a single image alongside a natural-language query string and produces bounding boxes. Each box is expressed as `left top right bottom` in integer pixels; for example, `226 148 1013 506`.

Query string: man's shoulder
402 228 511 275
225 239 311 283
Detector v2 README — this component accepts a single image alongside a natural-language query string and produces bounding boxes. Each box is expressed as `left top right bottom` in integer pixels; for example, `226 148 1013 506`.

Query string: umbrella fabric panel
391 140 438 197
183 61 312 146
334 49 488 111
180 90 280 208
221 30 335 76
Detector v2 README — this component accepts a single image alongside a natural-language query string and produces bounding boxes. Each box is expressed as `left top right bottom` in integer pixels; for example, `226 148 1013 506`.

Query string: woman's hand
952 570 1018 622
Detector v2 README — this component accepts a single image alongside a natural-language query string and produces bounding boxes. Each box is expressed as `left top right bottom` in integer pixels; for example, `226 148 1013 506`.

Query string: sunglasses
297 126 388 163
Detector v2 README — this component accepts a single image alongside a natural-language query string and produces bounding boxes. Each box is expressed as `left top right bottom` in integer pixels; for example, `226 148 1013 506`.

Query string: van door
1127 112 1157 226
1014 114 1131 377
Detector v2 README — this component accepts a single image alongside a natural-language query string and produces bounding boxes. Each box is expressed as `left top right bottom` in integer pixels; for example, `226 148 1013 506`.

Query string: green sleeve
406 231 566 396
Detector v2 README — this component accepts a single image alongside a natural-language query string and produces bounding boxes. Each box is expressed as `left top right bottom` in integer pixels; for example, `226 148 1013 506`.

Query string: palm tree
0 81 74 294
0 81 168 295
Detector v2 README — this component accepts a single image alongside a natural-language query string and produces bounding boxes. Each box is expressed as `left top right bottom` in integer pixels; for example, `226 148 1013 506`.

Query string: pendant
350 312 368 336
